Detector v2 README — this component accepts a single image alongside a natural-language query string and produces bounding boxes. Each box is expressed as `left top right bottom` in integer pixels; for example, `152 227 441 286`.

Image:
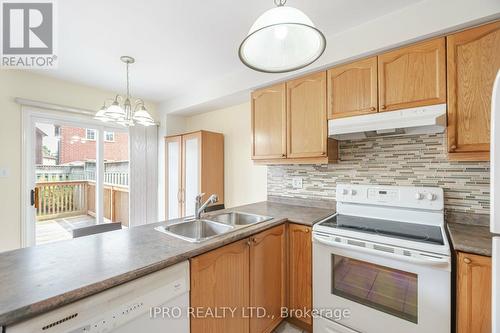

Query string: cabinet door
288 224 312 327
190 239 250 333
182 132 201 217
456 252 492 333
447 21 500 161
327 57 378 119
378 38 446 112
165 136 182 219
286 72 328 159
252 83 287 160
249 225 286 333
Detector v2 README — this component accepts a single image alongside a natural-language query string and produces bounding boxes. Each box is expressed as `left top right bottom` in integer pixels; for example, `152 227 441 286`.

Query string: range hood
328 104 447 140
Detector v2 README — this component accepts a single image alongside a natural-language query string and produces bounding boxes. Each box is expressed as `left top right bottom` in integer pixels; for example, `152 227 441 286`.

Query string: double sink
155 212 273 243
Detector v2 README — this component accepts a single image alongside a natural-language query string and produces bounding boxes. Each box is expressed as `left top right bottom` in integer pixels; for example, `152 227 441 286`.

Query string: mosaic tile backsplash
267 133 490 215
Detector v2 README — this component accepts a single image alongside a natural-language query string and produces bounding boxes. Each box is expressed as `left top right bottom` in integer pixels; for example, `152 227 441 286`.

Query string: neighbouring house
58 126 128 164
35 127 47 165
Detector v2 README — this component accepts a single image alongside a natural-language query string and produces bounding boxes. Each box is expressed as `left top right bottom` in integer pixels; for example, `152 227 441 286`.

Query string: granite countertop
0 200 335 327
446 211 493 257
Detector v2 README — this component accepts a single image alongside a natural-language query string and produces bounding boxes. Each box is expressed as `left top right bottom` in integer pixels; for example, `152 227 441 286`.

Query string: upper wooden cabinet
287 72 328 159
251 72 338 165
447 21 500 161
288 224 312 329
165 130 224 219
378 38 446 112
327 57 378 119
249 225 286 333
251 83 287 160
456 252 492 333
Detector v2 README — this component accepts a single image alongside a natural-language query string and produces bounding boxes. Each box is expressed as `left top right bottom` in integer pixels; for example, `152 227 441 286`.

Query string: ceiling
41 0 424 110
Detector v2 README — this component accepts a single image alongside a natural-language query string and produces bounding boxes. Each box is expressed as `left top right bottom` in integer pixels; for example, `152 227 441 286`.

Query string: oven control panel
336 184 444 210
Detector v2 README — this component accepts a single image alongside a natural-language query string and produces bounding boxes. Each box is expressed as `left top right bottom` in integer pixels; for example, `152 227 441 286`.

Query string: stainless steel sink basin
155 219 234 243
208 212 273 226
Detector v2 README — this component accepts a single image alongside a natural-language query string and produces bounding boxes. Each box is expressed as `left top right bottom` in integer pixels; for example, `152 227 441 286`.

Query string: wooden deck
36 215 113 245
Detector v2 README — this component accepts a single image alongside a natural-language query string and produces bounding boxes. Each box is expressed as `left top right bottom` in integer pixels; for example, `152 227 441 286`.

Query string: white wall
0 70 157 252
162 0 500 114
157 102 268 218
185 102 267 208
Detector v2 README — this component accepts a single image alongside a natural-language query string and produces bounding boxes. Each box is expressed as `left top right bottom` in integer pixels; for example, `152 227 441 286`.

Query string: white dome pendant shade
239 0 326 73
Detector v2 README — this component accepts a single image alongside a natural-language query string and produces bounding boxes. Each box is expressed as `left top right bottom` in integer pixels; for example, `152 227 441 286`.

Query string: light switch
0 167 9 178
292 177 303 189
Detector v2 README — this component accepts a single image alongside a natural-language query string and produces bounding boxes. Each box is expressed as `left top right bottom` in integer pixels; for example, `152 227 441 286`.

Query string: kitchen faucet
195 193 218 219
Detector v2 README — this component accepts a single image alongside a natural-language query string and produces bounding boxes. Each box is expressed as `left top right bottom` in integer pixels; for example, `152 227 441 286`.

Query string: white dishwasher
6 261 190 333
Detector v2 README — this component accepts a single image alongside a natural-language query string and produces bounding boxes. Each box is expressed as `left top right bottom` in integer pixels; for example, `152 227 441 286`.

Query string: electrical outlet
0 167 9 178
292 177 303 189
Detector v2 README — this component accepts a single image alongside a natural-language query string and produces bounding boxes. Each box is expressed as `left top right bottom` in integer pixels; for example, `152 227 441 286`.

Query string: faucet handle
195 193 205 203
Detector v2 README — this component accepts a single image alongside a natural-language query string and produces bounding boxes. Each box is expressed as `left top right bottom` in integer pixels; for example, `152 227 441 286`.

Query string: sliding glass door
25 111 130 246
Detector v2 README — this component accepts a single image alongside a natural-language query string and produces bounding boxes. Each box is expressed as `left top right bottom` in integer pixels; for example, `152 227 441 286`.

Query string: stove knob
415 193 424 200
427 193 436 201
342 189 349 195
351 189 357 196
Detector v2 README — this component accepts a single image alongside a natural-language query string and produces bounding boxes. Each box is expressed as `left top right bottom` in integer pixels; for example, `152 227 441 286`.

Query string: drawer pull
370 107 376 111
463 257 472 264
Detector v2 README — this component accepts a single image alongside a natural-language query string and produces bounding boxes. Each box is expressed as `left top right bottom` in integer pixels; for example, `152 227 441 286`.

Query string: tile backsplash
267 133 490 215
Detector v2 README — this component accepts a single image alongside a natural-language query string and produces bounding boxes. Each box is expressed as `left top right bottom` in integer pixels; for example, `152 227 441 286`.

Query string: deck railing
36 181 88 220
36 181 129 226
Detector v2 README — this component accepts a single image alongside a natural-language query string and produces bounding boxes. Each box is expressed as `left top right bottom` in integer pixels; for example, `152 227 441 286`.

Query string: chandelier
95 56 155 127
239 0 326 73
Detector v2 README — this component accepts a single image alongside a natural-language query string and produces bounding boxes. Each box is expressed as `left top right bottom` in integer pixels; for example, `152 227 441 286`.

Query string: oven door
313 233 450 333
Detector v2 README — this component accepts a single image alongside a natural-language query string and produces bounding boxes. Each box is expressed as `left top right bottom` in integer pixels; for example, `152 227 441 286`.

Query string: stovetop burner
317 214 444 246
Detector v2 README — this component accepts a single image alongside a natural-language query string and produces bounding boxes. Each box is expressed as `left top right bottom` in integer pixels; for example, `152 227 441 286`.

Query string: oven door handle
313 234 450 268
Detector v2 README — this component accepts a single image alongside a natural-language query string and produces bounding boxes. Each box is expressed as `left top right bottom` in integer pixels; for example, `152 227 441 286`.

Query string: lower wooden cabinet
190 238 250 333
287 224 313 330
250 225 286 333
190 225 286 333
456 252 492 333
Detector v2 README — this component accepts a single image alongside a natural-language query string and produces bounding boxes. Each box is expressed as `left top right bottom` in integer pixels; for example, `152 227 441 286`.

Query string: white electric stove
313 184 451 333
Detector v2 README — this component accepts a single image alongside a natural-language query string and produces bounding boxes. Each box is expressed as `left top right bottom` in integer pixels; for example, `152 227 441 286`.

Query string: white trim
16 98 96 116
15 97 160 126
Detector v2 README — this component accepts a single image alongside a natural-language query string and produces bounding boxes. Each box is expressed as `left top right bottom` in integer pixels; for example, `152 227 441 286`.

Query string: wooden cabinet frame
251 83 287 160
378 38 446 112
456 252 492 333
165 130 224 219
327 57 378 119
446 21 500 161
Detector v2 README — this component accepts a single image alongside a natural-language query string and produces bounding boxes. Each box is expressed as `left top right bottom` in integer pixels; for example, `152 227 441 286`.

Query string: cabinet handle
370 107 376 111
247 239 251 246
321 152 326 156
450 145 457 151
380 105 386 110
281 153 286 158
463 257 472 264
304 228 310 233
252 237 257 243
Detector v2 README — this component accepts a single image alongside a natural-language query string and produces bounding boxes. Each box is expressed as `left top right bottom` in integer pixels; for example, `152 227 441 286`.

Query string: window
105 131 115 142
85 129 96 140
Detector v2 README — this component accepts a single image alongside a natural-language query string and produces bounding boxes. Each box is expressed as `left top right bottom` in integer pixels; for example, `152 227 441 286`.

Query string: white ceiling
43 0 424 109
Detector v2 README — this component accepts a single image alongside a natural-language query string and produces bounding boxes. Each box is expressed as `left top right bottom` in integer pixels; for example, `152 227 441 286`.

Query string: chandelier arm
273 0 286 7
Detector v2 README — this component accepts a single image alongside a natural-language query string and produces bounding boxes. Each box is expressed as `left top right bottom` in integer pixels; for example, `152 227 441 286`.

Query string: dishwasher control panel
7 261 190 333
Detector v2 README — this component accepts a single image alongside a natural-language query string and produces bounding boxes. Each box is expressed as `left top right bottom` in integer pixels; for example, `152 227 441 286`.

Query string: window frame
85 128 96 141
104 131 115 142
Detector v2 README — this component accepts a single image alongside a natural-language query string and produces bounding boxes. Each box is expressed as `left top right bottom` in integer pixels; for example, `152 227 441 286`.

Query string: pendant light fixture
95 56 155 127
239 0 326 73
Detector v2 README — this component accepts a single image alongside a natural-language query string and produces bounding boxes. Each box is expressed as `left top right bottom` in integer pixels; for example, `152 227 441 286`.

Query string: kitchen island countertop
0 200 334 327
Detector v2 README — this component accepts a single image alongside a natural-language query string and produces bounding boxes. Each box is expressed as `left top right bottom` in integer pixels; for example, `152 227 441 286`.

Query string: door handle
31 188 39 209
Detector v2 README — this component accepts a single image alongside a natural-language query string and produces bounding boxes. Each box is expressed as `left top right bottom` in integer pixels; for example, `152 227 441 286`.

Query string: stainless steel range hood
328 104 447 140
